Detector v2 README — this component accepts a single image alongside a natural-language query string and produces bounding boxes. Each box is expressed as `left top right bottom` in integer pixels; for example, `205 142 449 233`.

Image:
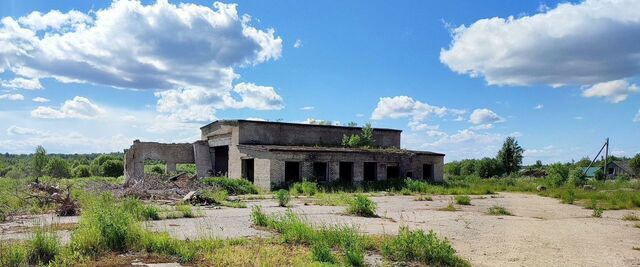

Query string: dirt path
2 193 639 266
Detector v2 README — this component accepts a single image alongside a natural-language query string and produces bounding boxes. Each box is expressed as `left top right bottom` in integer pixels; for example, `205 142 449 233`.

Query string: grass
346 194 377 217
29 227 60 265
201 177 260 195
454 195 471 205
197 190 247 208
438 203 457 212
274 189 290 207
622 213 639 221
290 181 318 196
381 226 469 267
312 192 350 206
0 242 28 267
635 223 640 229
592 207 604 218
487 206 512 216
415 195 433 201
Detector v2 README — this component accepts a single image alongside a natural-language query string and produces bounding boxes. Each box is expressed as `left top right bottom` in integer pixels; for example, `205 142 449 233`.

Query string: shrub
438 203 457 212
592 207 603 218
487 206 512 216
275 189 290 207
90 155 119 176
546 163 570 186
44 157 71 178
444 162 461 176
567 168 586 186
202 177 259 195
29 228 60 265
561 189 576 204
341 123 374 148
454 195 471 205
290 181 318 196
251 206 270 227
101 160 124 177
382 226 468 266
149 165 164 174
403 178 430 193
311 242 336 264
176 204 196 218
475 157 503 178
344 242 365 267
347 194 377 217
0 243 28 267
72 165 91 178
415 195 433 201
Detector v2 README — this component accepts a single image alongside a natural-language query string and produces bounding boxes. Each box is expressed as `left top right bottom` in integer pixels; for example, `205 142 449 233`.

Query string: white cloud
31 96 102 119
301 118 340 126
0 1 283 122
245 117 266 121
424 129 502 147
469 123 493 130
574 116 584 120
301 106 314 111
534 104 544 110
293 39 303 48
581 79 638 103
0 93 24 101
32 97 49 103
408 121 439 132
371 96 464 122
633 110 640 122
6 125 47 136
469 108 503 125
440 0 640 87
1 77 42 90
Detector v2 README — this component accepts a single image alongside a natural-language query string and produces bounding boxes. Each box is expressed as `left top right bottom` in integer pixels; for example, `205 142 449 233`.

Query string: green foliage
0 242 28 267
460 160 477 176
176 204 196 218
546 163 571 186
567 167 587 186
438 203 457 212
290 181 318 196
176 164 196 175
32 146 48 178
592 206 603 218
347 194 377 217
149 164 164 174
630 154 640 177
90 155 122 176
44 156 71 178
444 162 461 176
475 157 503 178
487 206 512 216
341 123 375 148
311 242 336 264
201 177 260 195
382 226 469 267
72 165 91 178
29 228 60 265
275 189 291 207
594 169 605 181
415 195 433 201
101 160 124 177
454 195 471 205
561 189 576 204
497 137 524 175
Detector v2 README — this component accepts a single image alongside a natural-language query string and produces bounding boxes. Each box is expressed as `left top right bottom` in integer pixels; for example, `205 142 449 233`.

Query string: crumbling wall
123 140 196 186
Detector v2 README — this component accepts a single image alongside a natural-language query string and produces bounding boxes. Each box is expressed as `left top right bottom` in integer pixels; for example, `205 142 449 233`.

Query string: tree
496 137 524 175
32 146 49 179
44 157 71 178
533 160 543 168
444 161 462 176
476 158 503 178
629 154 640 177
460 159 477 176
341 123 375 148
73 165 91 178
101 160 124 177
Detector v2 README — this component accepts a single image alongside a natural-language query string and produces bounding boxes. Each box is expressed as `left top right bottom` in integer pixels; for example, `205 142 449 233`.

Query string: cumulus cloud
0 94 24 101
31 96 102 119
293 39 303 48
0 1 283 122
6 125 47 136
32 97 49 103
1 77 42 90
581 79 638 103
469 108 503 125
440 0 640 92
534 104 544 110
371 96 464 122
424 129 502 147
469 123 493 130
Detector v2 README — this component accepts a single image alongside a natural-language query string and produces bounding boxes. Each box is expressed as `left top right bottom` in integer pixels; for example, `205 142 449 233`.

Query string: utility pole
584 138 610 178
604 138 609 178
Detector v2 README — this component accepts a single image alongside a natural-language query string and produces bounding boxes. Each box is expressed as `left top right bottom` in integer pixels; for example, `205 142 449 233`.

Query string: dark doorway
285 161 301 183
386 166 399 179
313 162 328 182
339 162 354 183
213 146 229 176
405 172 413 179
363 162 377 181
242 159 254 182
423 164 434 180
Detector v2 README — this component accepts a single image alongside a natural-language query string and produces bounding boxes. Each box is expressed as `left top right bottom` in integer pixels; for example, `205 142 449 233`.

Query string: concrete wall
123 141 196 186
201 120 401 148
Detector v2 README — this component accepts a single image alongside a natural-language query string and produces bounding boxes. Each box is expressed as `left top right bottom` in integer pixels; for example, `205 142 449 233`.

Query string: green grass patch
346 194 377 217
454 195 471 205
415 195 433 201
290 181 318 196
438 203 457 212
622 213 639 221
382 226 469 266
201 177 260 195
487 206 512 216
274 189 290 207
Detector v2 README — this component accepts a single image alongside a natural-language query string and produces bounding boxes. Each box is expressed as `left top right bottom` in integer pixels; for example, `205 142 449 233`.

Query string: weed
438 203 457 212
382 226 469 266
622 213 639 221
311 242 336 263
29 228 60 265
0 243 28 267
347 194 377 217
290 181 318 196
344 242 365 267
176 204 196 218
201 177 259 195
561 189 576 204
274 189 291 207
454 195 471 205
487 206 512 216
415 195 433 201
592 205 603 218
312 192 350 206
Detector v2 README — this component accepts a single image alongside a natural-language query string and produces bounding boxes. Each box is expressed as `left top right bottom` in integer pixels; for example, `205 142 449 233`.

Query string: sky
0 0 638 164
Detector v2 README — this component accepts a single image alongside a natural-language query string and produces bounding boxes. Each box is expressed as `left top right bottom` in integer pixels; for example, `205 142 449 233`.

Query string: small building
581 160 633 179
124 120 445 191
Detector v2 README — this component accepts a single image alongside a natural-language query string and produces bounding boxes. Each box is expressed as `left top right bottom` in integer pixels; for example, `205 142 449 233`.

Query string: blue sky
0 0 638 164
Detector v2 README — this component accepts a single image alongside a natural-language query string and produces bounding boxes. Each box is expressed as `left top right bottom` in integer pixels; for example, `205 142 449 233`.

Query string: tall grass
454 195 471 205
382 226 469 267
0 242 28 267
290 181 318 196
274 189 290 207
346 194 377 217
201 177 259 195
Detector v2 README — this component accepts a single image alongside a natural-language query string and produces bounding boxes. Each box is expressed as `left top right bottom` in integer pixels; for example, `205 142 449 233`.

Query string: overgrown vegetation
454 195 471 205
346 194 377 217
201 177 260 195
274 189 290 207
341 123 375 148
487 206 512 216
382 226 469 267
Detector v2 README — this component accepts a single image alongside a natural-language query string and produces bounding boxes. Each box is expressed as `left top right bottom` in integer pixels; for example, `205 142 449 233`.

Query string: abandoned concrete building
124 120 445 191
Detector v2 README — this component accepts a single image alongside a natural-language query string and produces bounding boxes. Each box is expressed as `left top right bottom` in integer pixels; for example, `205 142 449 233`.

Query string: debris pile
120 173 207 201
28 183 78 216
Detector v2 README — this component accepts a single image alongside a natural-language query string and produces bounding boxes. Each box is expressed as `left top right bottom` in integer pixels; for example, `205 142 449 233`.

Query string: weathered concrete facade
124 120 445 191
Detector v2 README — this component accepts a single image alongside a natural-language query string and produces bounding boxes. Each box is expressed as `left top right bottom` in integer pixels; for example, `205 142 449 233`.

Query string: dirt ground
2 192 640 266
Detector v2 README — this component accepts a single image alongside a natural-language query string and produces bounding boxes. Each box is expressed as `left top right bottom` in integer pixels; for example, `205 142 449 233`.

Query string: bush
149 165 164 174
311 242 336 264
567 168 586 186
347 194 377 217
546 163 570 186
101 160 124 177
44 157 71 178
176 204 196 218
0 243 28 267
29 228 60 265
561 189 576 204
454 195 471 205
201 177 259 195
382 226 468 266
274 189 290 207
487 206 512 216
290 181 317 196
444 162 461 176
73 165 91 178
475 158 503 178
90 155 119 176
438 203 457 212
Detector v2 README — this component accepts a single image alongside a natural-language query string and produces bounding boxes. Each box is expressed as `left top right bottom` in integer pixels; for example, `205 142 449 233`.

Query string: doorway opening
313 162 328 182
423 164 434 181
285 161 301 183
363 162 377 181
386 165 399 179
242 159 254 182
212 146 229 176
339 162 354 183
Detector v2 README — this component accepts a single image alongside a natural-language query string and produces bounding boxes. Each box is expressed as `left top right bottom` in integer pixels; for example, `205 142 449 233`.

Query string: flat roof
237 144 445 156
200 119 402 132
